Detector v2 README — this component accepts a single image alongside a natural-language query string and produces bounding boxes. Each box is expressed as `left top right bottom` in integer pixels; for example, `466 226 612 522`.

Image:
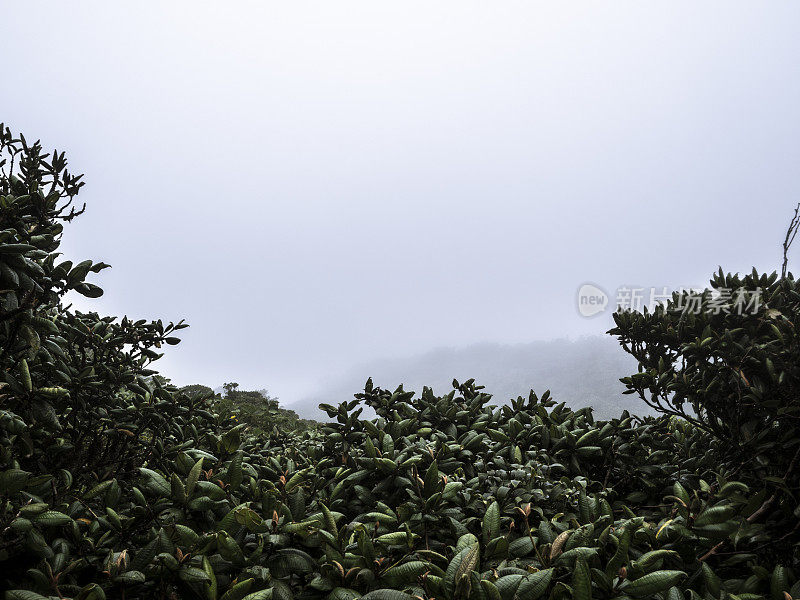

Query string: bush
610 269 800 556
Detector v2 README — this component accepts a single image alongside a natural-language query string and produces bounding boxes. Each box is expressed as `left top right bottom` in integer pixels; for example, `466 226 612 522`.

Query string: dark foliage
610 270 800 557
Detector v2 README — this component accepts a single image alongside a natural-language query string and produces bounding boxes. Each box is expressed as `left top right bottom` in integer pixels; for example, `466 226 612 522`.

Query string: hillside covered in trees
296 336 645 421
1 128 800 600
179 384 317 436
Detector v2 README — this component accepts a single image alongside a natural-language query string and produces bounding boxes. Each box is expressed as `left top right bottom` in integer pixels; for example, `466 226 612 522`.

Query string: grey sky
2 3 799 406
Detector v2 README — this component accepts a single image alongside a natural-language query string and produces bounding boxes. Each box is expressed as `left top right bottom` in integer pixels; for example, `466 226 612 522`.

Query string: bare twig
781 203 800 279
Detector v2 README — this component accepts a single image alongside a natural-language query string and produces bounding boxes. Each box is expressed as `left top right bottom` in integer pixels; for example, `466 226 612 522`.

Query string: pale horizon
3 2 799 405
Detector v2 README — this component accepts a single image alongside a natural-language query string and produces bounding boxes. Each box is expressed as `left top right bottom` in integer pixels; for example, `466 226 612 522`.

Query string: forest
1 127 799 600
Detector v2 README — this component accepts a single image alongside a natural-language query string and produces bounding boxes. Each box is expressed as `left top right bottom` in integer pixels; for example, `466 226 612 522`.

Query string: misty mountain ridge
290 335 651 420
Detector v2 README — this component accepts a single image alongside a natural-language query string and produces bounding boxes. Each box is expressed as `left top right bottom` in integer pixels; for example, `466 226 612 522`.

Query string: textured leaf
33 510 71 526
5 591 50 600
361 591 415 600
514 569 554 600
186 456 203 497
139 468 170 497
623 571 687 598
382 561 431 587
483 501 501 543
572 558 591 600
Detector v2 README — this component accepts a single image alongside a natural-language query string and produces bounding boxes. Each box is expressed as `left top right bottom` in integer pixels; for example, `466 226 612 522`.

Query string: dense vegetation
0 127 798 600
180 384 317 437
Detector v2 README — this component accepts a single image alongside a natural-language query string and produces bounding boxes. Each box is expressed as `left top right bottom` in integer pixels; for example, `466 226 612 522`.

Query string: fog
2 3 799 414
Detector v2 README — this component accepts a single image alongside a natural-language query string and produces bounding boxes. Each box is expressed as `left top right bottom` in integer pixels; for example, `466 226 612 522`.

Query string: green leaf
5 591 51 600
328 589 360 600
514 568 553 600
623 571 687 598
771 565 789 600
424 460 439 497
84 479 115 500
19 359 31 392
74 282 104 298
694 504 737 527
0 469 31 494
180 566 212 584
203 555 218 600
220 579 255 600
33 510 72 526
445 542 480 599
226 451 244 491
186 457 204 497
382 561 432 587
114 571 146 585
234 506 265 532
572 558 591 600
483 500 501 543
76 583 106 600
242 590 274 600
320 502 338 536
139 468 170 497
361 591 415 600
481 580 502 600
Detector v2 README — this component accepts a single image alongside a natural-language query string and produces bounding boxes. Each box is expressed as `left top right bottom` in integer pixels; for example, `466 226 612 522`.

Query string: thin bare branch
781 203 800 278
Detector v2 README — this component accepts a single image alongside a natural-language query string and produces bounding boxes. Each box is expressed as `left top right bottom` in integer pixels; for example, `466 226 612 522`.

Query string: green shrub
610 269 800 557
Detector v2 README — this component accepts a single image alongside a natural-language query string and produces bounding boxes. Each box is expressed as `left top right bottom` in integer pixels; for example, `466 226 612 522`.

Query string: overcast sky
2 3 800 404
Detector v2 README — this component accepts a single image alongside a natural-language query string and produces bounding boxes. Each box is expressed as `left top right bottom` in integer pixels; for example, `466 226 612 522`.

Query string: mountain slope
292 335 649 420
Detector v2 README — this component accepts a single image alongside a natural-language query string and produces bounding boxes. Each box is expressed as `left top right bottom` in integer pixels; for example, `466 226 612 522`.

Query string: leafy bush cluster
218 384 316 436
178 384 317 437
611 271 800 558
0 128 798 599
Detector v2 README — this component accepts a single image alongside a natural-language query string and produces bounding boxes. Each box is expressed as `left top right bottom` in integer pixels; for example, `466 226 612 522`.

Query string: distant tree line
179 382 318 435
